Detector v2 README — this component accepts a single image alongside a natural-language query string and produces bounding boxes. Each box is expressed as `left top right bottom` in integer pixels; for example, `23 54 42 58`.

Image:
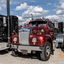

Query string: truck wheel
56 44 60 48
61 44 63 48
40 41 51 61
12 49 18 57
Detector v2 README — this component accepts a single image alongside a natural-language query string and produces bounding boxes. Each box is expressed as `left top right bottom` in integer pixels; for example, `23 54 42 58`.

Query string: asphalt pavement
0 48 64 64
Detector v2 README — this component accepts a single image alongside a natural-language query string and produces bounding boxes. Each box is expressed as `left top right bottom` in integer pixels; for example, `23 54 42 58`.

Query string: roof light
35 18 42 20
46 19 49 21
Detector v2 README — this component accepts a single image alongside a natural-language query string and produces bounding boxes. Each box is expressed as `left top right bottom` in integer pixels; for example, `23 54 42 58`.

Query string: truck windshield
29 21 47 27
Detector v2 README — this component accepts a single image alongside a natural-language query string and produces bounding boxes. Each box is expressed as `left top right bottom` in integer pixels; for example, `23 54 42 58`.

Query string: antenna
31 14 33 20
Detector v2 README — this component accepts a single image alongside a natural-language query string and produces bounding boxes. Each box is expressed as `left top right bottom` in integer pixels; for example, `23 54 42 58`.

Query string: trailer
0 15 18 50
0 0 18 50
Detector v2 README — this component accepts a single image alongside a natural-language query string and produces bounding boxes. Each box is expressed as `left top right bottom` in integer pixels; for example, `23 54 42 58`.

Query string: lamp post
7 0 10 46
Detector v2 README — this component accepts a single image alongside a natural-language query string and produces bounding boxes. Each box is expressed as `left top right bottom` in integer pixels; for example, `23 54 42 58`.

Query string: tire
56 44 60 48
61 44 63 48
12 49 18 57
40 41 51 61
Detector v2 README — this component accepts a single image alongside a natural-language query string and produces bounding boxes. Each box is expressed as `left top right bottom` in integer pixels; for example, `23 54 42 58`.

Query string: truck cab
11 18 55 61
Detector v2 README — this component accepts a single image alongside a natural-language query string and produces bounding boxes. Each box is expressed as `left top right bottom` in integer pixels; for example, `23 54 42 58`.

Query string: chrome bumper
0 42 9 50
11 44 43 52
53 40 56 50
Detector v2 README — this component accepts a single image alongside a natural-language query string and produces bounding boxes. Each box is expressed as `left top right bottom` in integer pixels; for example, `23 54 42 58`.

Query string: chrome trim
11 44 43 51
19 28 31 45
18 45 43 51
53 40 56 50
0 42 9 50
19 28 31 32
11 44 17 49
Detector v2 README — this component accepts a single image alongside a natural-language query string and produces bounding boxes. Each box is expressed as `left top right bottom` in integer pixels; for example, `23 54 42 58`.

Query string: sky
0 0 64 25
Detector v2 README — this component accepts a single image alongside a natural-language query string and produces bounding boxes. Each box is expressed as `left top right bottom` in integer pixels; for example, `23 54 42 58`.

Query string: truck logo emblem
23 30 25 32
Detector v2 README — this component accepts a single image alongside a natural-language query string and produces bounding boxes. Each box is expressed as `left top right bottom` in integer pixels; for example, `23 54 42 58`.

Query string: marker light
41 29 44 32
39 32 42 35
12 32 14 35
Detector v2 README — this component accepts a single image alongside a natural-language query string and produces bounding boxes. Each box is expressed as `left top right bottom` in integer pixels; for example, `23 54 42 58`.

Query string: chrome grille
19 29 30 45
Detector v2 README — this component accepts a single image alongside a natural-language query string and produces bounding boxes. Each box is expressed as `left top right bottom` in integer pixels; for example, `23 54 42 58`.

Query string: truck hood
19 26 45 31
30 26 45 30
19 27 45 35
19 27 31 32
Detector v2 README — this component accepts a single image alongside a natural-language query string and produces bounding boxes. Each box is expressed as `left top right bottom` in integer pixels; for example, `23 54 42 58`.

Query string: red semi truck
11 18 55 61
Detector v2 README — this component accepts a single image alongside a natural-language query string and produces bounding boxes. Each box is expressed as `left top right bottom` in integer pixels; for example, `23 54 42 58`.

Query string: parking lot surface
0 48 64 64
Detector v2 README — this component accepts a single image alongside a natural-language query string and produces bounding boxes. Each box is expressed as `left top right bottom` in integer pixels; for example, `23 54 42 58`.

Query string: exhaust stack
7 0 10 46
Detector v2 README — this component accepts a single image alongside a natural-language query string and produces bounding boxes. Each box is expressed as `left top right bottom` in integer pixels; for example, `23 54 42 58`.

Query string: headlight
32 38 37 44
41 29 44 32
14 37 17 42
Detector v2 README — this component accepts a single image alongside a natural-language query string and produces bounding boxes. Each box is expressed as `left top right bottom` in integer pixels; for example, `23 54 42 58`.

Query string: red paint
19 26 23 29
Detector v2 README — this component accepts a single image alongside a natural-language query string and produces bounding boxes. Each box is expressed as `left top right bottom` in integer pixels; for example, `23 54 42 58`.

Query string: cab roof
30 19 48 23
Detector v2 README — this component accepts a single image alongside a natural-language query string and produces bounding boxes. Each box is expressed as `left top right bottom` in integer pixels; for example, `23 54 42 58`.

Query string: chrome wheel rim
46 46 50 57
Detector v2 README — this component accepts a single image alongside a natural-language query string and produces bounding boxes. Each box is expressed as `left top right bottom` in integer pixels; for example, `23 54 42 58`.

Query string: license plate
22 50 28 55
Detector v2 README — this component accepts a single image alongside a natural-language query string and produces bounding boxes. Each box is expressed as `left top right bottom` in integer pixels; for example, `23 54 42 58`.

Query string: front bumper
11 44 44 52
0 42 9 50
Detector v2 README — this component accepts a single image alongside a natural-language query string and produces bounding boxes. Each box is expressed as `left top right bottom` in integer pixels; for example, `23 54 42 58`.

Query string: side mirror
51 24 53 28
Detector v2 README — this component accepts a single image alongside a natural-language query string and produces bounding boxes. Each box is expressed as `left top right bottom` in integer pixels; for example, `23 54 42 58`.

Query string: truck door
48 22 54 40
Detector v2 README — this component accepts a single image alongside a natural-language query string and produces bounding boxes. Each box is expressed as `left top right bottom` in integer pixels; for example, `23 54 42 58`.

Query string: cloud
30 0 38 2
48 0 64 22
0 0 19 11
56 10 62 14
45 15 59 21
15 3 49 15
0 7 2 10
15 3 49 25
0 0 6 3
55 0 64 15
17 15 31 26
15 3 27 10
45 0 64 22
45 15 64 22
0 0 6 10
22 6 49 18
17 15 23 21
